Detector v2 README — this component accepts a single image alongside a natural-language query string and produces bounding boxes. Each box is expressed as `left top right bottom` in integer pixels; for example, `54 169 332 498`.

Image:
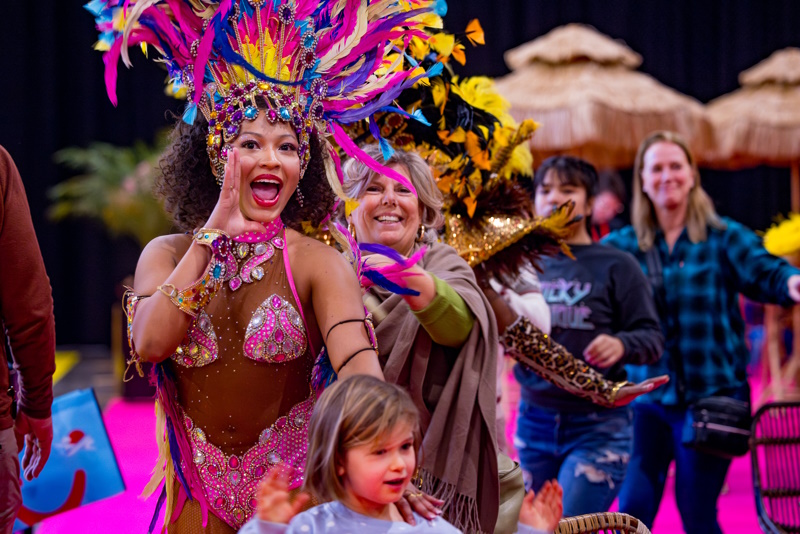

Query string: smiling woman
603 131 800 532
340 145 499 533
89 0 440 532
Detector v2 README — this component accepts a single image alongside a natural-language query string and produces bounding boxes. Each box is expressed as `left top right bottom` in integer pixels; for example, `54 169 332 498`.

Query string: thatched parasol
703 47 800 211
494 24 712 169
703 48 800 402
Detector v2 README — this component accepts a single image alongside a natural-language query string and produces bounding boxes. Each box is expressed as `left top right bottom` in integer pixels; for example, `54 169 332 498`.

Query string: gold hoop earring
416 224 425 242
348 222 357 240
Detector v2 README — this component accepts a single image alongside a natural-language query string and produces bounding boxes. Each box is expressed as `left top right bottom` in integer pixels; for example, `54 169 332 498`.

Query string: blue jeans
618 402 733 534
514 402 633 517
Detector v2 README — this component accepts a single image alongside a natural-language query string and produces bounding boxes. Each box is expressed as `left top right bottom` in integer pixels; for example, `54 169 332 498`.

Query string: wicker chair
555 512 651 534
751 401 800 533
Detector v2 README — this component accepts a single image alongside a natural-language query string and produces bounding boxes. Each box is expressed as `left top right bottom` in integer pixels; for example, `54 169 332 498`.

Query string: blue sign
13 388 125 530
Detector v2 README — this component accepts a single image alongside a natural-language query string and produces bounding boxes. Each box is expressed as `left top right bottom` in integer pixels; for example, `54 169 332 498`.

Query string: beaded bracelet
157 228 235 317
194 227 230 247
157 268 220 318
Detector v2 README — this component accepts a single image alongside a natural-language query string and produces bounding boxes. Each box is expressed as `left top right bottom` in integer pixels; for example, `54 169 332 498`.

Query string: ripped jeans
514 401 632 517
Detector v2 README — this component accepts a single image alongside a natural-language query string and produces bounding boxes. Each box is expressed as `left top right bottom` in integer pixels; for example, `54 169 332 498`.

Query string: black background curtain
0 1 797 346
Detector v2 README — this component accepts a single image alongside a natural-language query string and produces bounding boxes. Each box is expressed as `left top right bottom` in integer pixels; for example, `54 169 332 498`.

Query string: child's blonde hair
303 375 421 502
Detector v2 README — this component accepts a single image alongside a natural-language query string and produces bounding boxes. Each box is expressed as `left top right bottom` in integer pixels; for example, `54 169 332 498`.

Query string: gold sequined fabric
443 202 575 269
445 214 540 267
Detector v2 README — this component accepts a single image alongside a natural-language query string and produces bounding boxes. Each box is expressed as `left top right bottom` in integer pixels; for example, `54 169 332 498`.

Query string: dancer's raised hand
204 147 265 236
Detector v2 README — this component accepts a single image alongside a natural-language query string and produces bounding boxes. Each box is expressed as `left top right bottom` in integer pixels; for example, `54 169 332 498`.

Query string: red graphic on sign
16 470 87 524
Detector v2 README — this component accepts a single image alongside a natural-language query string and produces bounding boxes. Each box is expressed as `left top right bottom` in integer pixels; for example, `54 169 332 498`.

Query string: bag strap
645 245 687 405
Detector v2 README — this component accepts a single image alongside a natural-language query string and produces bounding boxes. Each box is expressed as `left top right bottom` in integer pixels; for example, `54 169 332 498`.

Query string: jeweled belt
182 394 313 528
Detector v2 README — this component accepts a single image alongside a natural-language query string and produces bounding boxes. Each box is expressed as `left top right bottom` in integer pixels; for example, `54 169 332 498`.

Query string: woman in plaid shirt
604 130 800 534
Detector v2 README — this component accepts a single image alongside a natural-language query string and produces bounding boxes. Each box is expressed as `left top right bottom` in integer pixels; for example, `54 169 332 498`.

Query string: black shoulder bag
645 245 751 459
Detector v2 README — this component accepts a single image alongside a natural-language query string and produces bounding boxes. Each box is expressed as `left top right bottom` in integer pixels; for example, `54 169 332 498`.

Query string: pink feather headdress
87 0 437 190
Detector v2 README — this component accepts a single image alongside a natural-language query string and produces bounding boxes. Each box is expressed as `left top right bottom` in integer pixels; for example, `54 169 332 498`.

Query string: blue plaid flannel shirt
604 218 800 405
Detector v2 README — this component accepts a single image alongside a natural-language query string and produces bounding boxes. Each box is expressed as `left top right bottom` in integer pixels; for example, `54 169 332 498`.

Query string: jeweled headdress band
89 0 438 193
188 3 327 180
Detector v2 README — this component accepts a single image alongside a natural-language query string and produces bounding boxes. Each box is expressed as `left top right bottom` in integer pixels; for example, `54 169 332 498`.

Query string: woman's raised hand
362 252 436 310
204 147 265 236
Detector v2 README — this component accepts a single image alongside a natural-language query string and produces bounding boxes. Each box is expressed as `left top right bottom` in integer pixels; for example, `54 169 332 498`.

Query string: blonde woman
604 130 800 534
342 145 498 533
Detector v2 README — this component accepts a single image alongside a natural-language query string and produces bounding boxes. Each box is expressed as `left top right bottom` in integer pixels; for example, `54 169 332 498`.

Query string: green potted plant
49 134 173 398
49 134 173 247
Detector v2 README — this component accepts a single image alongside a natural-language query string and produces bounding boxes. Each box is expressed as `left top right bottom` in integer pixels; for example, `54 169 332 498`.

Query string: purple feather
360 242 406 263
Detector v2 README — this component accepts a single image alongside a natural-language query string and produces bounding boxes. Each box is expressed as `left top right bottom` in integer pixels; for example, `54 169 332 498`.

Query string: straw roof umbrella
703 47 800 402
703 47 800 211
494 24 712 169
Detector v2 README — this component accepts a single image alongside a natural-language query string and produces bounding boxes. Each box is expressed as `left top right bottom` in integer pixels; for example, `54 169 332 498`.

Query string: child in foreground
239 375 563 533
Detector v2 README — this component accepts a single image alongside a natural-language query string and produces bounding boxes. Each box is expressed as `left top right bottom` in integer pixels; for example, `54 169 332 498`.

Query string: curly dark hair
155 111 335 233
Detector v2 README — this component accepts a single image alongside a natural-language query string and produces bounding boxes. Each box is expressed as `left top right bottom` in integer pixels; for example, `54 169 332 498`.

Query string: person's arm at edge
0 146 55 419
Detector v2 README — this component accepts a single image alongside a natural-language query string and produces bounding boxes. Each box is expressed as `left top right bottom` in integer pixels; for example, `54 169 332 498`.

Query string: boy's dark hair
532 155 599 199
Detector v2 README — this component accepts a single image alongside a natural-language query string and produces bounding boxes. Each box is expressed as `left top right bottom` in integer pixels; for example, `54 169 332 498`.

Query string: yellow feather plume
764 213 800 257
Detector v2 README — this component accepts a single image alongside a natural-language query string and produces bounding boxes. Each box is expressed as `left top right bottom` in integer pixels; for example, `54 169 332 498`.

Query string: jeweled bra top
167 219 316 528
170 218 315 454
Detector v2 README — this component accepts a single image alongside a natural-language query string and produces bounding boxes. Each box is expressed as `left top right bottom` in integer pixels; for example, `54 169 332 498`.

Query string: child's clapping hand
256 467 311 524
519 480 563 532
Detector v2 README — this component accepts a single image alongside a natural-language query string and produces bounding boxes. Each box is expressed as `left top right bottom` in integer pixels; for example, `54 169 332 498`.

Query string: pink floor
36 398 161 534
35 396 761 533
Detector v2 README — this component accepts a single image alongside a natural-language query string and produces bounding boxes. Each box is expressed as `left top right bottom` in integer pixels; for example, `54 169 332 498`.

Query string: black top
515 243 664 412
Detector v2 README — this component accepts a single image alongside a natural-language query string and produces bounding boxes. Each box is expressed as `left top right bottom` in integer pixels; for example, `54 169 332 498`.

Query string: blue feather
378 137 395 161
83 0 106 17
363 270 421 296
427 62 444 78
166 417 191 498
182 103 198 125
311 349 337 391
368 118 395 161
376 106 431 126
411 109 431 126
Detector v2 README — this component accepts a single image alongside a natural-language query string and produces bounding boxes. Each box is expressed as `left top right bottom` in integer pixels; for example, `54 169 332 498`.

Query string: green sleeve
411 274 476 348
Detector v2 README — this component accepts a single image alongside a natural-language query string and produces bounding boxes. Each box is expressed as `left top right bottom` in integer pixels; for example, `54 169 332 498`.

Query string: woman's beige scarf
365 242 499 533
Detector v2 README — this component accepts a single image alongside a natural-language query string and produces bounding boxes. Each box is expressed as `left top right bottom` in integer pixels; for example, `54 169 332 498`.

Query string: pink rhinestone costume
129 219 318 531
